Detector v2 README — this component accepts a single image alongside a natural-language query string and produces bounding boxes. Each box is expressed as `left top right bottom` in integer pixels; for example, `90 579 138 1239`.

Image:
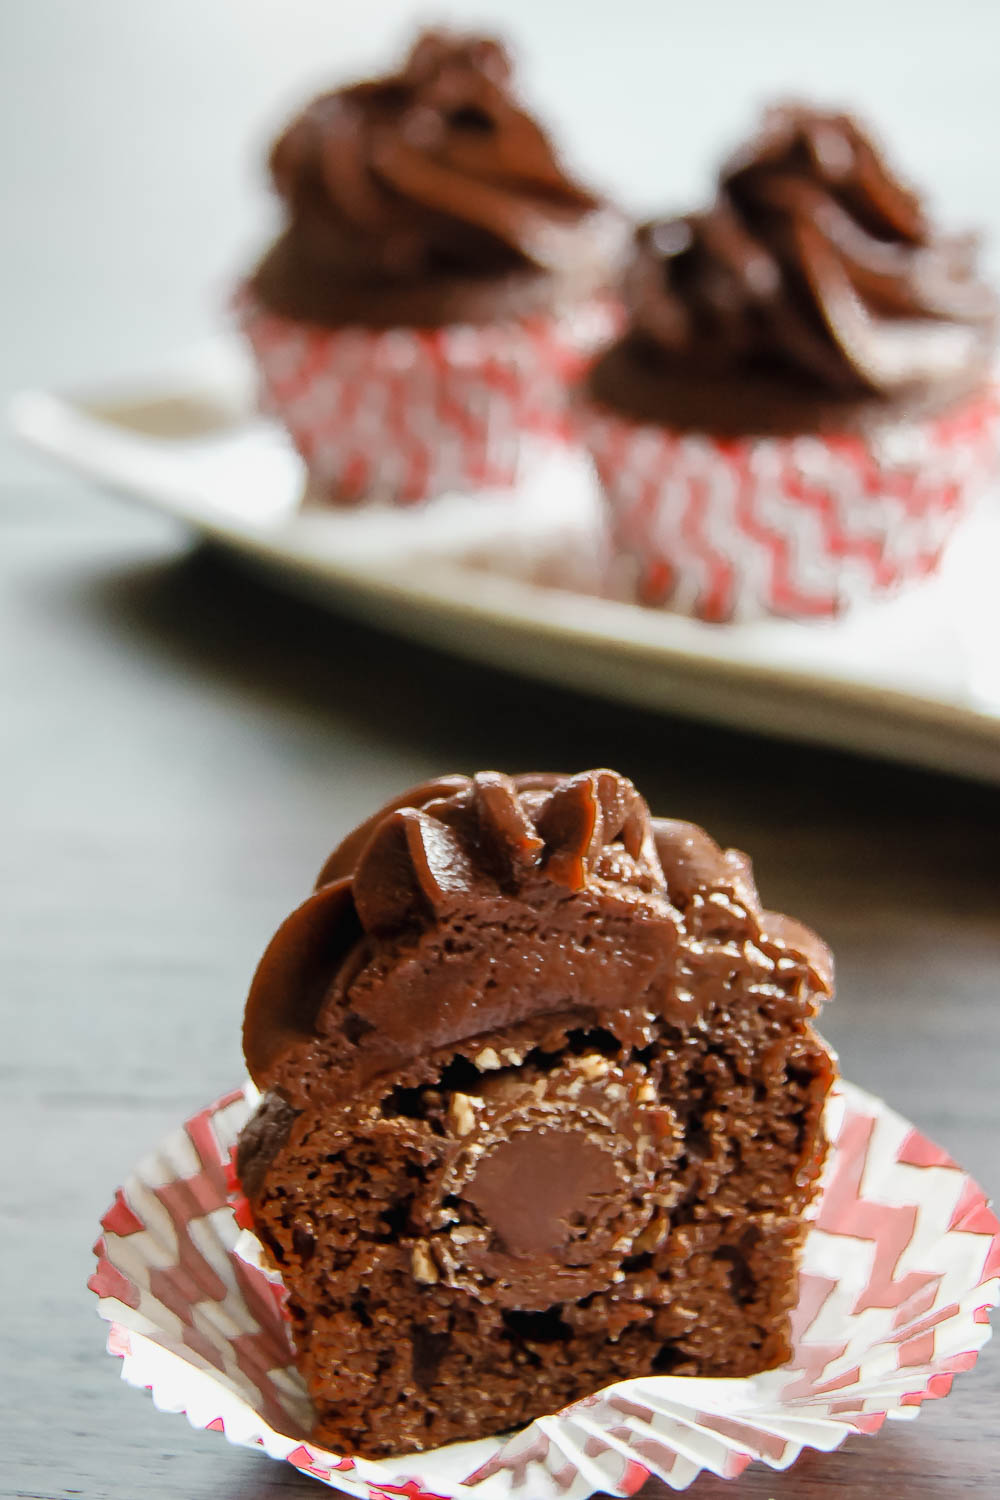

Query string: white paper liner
90 1079 999 1497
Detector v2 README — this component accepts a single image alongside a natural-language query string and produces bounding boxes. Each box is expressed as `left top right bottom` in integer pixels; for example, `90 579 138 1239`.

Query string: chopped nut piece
474 1047 502 1070
411 1243 439 1284
647 1107 678 1139
576 1054 611 1082
449 1093 477 1137
633 1215 669 1254
450 1226 482 1245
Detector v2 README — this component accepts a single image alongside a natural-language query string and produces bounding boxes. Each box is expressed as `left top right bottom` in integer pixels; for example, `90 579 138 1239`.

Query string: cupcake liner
581 390 999 621
237 289 620 507
89 1078 998 1497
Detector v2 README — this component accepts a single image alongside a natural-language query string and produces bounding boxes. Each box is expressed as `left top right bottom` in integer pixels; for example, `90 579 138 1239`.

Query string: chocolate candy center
462 1128 623 1257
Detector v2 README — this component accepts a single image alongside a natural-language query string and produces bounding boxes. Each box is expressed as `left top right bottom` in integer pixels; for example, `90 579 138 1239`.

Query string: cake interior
242 994 832 1457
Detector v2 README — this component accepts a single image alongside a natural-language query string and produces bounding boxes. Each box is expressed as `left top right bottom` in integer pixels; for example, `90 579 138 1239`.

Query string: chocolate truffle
237 771 836 1456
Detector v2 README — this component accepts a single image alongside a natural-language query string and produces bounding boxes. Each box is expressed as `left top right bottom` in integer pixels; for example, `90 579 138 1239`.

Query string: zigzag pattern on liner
237 291 617 502
586 396 997 620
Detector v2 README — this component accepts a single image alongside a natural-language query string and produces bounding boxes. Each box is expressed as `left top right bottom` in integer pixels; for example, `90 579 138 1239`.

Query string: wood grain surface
5 481 999 1500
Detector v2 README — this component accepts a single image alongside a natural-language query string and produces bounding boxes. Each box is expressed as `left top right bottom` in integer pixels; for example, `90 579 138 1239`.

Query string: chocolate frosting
250 31 625 327
593 104 995 430
242 770 833 1095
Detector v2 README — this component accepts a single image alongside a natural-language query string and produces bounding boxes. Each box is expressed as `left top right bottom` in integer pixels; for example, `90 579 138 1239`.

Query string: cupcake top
249 31 626 327
590 104 996 434
242 769 833 1103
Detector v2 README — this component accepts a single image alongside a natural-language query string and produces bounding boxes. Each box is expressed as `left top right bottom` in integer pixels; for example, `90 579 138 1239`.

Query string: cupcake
236 769 836 1457
582 105 998 620
238 32 626 506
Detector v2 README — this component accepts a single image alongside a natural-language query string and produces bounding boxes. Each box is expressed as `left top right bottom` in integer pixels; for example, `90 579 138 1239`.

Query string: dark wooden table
6 479 999 1500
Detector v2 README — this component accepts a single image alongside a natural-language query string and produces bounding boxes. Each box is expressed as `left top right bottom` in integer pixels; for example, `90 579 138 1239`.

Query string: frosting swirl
242 770 832 1095
264 31 613 286
626 104 995 395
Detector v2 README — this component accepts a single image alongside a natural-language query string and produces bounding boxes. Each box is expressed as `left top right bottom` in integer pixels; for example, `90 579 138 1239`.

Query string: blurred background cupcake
238 29 627 507
582 105 998 621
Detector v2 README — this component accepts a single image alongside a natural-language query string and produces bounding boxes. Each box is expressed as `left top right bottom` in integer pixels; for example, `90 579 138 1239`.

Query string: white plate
10 338 1000 784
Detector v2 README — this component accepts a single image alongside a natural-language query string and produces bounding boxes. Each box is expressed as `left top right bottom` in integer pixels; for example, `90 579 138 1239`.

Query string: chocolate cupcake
236 770 836 1457
582 105 998 620
238 32 626 506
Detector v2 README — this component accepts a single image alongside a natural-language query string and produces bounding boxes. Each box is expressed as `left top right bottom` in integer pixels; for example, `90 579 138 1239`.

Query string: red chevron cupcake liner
89 1078 998 1499
582 391 999 621
237 290 620 507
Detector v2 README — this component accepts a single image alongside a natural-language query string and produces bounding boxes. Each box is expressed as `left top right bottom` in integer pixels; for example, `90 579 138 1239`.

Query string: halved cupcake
581 105 998 620
236 769 835 1456
238 31 627 506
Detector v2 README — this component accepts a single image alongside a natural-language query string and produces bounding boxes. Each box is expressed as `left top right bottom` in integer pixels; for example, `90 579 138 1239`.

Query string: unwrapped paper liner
237 289 621 506
89 1079 999 1498
581 390 999 621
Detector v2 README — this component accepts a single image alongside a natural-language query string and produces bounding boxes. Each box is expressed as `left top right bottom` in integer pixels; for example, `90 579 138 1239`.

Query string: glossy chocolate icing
590 104 996 433
243 770 832 1095
250 31 626 328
